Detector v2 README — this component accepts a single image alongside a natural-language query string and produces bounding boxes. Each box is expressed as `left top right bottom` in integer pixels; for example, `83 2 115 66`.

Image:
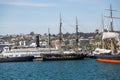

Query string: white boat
93 48 111 55
0 46 60 58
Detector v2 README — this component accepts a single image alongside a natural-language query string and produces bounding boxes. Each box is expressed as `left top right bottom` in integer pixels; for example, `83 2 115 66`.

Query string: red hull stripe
97 58 120 63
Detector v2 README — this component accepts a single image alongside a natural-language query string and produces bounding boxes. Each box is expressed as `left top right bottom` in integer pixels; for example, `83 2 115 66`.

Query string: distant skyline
0 0 120 35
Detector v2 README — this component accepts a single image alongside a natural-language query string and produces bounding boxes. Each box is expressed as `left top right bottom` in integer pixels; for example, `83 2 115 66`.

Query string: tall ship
94 4 120 63
41 14 85 61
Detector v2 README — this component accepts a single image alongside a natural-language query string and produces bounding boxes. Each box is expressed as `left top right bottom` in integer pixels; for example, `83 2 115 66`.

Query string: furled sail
102 32 120 41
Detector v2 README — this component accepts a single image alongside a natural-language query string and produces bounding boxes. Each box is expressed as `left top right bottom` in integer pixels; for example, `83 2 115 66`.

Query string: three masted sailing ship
95 4 120 63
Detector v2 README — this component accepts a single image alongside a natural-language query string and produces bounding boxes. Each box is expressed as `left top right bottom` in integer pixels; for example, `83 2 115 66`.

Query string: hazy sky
0 0 120 35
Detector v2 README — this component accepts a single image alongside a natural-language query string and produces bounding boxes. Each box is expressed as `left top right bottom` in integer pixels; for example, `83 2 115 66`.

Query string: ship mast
102 14 105 49
105 3 120 54
110 4 113 31
109 4 114 54
59 13 62 53
105 3 114 31
76 17 79 53
48 28 51 52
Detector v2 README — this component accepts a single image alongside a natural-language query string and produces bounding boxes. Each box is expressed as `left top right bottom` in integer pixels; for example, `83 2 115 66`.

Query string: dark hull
86 55 97 59
0 56 34 62
97 55 120 63
43 57 84 61
41 53 84 61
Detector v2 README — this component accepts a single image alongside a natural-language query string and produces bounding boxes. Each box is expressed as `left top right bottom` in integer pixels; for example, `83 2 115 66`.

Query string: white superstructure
0 47 60 58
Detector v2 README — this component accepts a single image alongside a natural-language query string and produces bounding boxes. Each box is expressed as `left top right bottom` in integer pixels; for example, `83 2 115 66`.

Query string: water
0 59 120 80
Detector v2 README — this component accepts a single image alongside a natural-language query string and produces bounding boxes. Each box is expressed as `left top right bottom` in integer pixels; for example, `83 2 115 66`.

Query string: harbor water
0 59 120 80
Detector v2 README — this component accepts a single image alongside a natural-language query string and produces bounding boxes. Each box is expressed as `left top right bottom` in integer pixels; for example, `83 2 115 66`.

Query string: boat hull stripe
97 58 120 63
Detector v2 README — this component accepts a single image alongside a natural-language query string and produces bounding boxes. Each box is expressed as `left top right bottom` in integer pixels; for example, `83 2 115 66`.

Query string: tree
30 32 35 35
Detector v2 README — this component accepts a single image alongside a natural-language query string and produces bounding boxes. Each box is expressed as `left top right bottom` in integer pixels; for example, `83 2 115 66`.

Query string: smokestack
36 34 40 47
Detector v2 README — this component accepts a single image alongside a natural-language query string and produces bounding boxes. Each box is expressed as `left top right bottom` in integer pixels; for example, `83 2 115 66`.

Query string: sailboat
95 4 120 63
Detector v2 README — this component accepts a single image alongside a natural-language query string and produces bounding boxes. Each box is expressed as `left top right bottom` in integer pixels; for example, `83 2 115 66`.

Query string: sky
0 0 120 35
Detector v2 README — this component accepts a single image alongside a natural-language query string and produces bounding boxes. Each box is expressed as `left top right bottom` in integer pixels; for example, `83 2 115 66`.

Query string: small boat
90 48 111 59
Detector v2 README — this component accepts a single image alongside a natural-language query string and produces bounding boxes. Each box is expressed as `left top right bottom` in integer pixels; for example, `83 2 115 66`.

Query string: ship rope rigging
57 13 81 53
102 3 120 54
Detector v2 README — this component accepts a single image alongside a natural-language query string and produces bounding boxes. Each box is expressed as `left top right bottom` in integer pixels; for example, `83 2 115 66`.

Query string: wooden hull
43 56 84 61
41 53 84 61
